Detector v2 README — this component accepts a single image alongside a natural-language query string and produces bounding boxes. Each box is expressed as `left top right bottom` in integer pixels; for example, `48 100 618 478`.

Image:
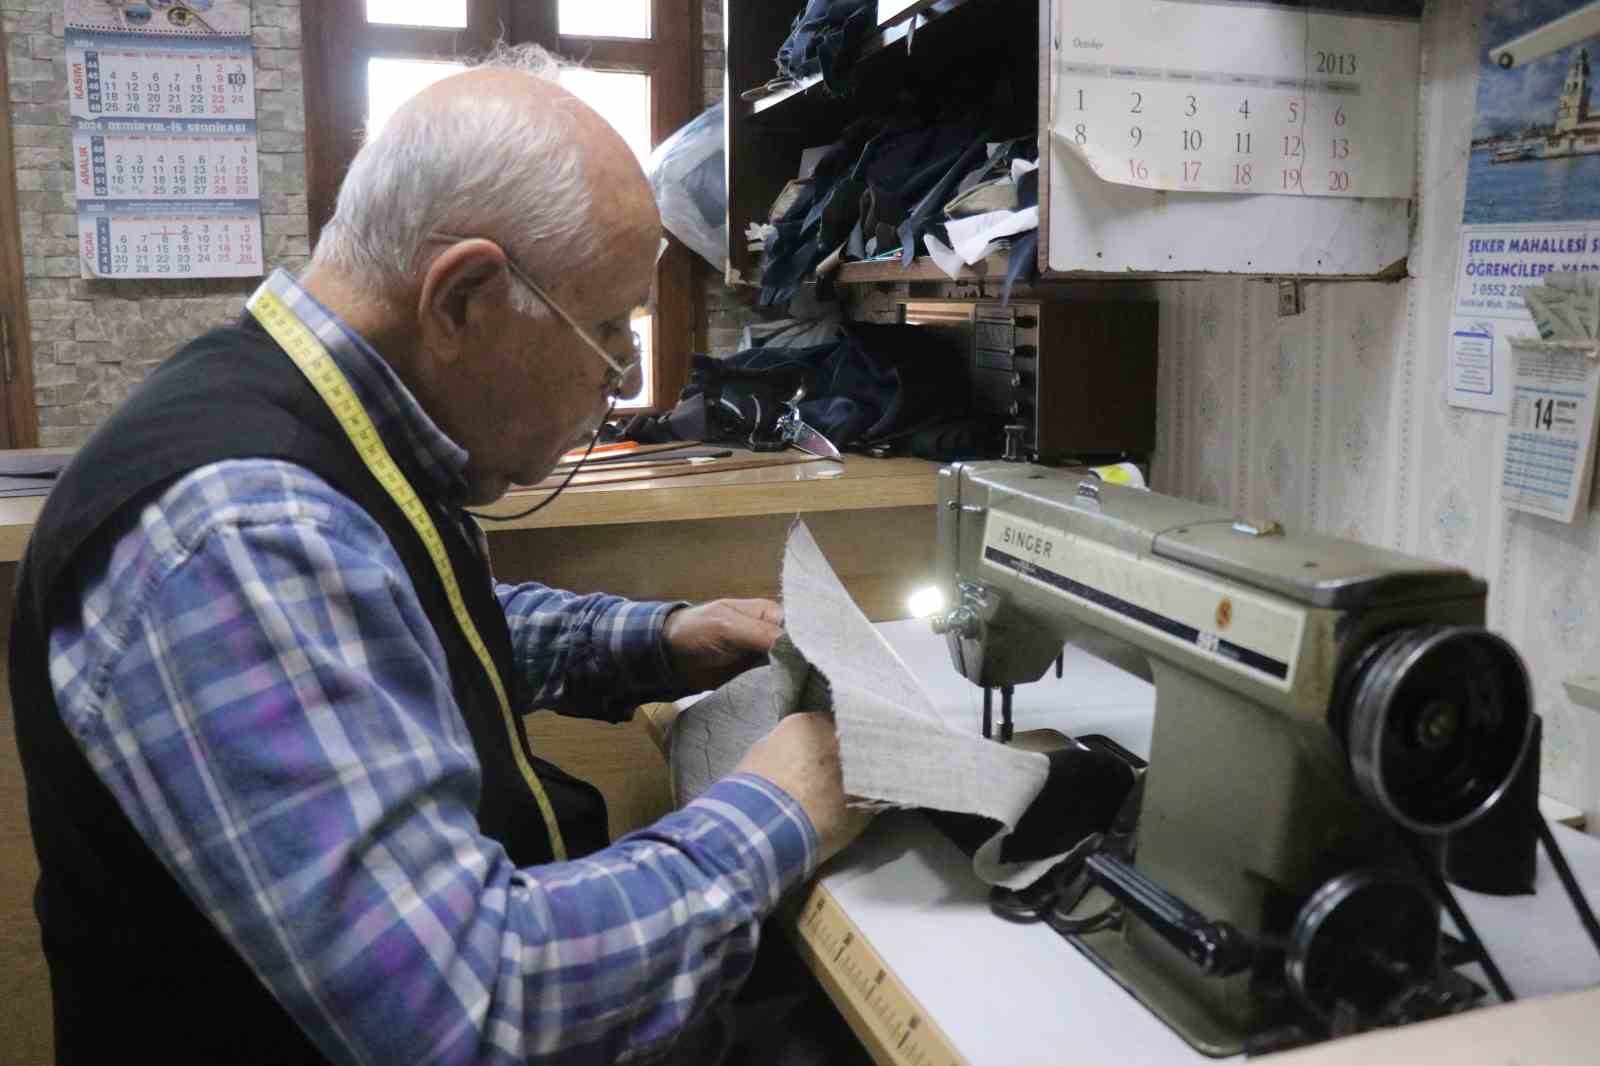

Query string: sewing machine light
907 585 946 619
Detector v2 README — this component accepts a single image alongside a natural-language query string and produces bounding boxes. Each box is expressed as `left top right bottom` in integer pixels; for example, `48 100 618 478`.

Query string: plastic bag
647 104 727 272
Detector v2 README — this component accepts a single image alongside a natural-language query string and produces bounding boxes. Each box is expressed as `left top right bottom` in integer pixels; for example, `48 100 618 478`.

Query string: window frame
300 0 700 414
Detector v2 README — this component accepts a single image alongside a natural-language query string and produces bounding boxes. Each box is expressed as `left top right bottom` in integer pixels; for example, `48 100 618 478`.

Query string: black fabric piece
927 745 1137 865
1002 229 1040 307
774 0 876 93
896 135 993 267
1017 165 1039 209
761 118 984 305
760 117 1036 304
10 320 608 1064
902 418 995 461
627 323 970 453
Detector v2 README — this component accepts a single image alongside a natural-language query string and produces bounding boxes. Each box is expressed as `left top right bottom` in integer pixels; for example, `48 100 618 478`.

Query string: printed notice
1501 345 1600 524
1451 321 1499 399
64 1 261 279
1049 0 1421 199
1450 4 1600 411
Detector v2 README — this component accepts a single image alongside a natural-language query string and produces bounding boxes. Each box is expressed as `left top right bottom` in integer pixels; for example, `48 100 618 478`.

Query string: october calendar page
1051 0 1422 199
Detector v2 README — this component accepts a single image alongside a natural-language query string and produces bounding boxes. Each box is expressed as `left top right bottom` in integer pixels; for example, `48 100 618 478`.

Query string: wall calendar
1050 0 1422 200
64 1 262 279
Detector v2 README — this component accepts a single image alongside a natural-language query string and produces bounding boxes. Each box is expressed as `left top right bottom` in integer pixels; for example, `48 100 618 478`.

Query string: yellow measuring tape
247 288 568 861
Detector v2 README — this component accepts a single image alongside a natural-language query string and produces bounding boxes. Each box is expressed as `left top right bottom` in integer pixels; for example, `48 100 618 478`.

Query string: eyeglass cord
468 397 618 523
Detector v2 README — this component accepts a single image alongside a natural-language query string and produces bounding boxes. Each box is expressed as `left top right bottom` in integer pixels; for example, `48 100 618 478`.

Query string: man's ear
416 240 509 365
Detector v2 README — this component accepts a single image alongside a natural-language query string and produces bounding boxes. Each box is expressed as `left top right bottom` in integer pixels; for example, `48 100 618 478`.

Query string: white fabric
945 206 1041 266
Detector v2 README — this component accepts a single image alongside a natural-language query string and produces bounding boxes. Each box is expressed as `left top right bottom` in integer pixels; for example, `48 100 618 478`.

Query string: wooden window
301 0 699 412
0 27 39 449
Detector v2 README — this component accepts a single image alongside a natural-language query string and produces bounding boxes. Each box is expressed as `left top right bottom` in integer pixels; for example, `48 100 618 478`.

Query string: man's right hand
734 713 874 865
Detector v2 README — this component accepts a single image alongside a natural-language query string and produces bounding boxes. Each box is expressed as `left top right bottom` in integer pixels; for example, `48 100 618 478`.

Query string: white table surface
818 620 1600 1066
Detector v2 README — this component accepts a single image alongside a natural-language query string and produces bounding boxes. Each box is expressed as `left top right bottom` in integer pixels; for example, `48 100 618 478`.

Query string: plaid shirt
46 270 817 1065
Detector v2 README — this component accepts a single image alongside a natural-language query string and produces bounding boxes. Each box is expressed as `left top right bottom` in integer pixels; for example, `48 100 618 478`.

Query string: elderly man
11 45 868 1065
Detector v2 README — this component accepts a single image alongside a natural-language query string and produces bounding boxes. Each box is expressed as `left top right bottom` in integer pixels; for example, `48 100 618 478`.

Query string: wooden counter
0 454 940 561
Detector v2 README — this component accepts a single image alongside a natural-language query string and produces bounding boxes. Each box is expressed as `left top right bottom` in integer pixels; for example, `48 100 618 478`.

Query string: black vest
10 318 609 1064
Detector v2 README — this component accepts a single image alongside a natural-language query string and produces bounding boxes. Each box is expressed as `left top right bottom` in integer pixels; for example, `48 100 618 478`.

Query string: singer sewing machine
930 461 1539 1056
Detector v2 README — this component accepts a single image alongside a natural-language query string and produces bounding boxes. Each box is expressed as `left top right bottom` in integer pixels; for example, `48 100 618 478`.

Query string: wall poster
1450 0 1600 413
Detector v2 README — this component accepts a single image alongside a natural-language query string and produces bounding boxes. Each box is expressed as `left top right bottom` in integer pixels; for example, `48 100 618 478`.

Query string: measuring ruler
790 882 969 1066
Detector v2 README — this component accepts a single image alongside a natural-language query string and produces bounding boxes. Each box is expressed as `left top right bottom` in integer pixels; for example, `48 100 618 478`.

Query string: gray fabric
670 521 1079 889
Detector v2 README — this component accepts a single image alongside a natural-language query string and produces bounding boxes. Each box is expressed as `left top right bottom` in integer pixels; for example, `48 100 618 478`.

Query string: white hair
308 42 592 315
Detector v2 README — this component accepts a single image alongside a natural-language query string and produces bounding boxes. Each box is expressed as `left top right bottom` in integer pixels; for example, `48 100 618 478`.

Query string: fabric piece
924 233 967 281
780 521 1064 887
670 636 829 805
674 522 1100 889
946 205 1041 265
775 0 877 93
629 323 970 452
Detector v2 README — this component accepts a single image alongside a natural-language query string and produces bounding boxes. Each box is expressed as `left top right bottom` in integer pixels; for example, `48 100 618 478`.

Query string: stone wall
2 0 307 446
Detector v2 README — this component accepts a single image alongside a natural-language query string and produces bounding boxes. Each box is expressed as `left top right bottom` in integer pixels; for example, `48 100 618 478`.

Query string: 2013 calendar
1050 0 1421 200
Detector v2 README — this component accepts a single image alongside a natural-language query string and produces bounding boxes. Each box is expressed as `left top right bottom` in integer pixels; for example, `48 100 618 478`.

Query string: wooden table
0 451 943 1063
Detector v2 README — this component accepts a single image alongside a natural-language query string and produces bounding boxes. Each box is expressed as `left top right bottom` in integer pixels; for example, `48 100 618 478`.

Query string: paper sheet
669 521 1062 888
1500 342 1600 524
1049 1 1420 199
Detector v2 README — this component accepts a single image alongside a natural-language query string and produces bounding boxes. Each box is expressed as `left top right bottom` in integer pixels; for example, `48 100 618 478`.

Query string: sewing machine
930 461 1537 1056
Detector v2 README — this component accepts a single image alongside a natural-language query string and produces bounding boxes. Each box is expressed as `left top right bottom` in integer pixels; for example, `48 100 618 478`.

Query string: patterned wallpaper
1149 4 1599 820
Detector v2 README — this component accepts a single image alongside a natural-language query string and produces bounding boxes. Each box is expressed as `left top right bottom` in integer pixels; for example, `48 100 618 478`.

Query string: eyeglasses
427 232 641 394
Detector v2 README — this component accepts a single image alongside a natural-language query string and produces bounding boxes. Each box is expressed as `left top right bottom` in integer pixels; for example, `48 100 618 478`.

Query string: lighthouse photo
1467 1 1600 224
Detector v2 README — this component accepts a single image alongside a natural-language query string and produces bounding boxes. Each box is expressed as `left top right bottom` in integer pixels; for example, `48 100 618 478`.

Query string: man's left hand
662 599 785 693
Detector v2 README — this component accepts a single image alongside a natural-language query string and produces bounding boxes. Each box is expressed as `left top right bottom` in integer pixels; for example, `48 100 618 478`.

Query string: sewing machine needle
983 687 993 740
1056 651 1065 679
1001 685 1015 743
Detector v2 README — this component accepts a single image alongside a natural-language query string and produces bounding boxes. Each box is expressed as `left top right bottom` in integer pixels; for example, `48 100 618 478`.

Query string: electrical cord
1536 816 1600 962
469 398 617 523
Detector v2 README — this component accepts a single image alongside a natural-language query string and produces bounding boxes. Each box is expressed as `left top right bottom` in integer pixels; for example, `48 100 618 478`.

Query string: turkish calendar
65 2 262 279
1051 1 1421 200
79 204 263 279
1501 343 1600 524
74 124 257 201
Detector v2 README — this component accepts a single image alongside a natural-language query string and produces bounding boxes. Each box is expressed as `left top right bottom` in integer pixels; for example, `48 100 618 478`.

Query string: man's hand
662 599 784 692
735 713 874 864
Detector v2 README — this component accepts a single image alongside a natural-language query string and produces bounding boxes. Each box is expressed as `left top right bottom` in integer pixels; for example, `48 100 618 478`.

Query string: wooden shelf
833 252 1013 285
743 0 983 123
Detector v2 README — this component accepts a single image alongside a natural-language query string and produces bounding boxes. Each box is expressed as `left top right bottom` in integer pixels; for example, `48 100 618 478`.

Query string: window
557 0 650 40
366 1 467 29
366 57 466 138
301 1 699 414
